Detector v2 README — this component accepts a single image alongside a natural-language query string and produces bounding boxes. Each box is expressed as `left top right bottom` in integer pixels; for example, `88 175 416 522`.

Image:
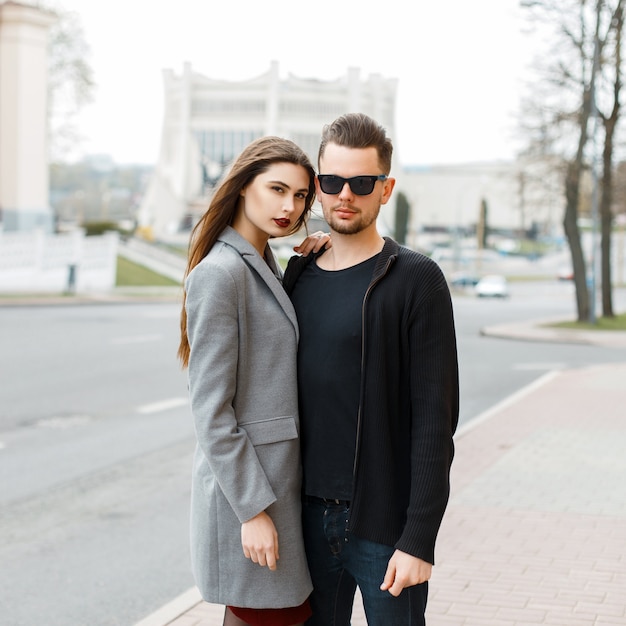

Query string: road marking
112 334 162 345
37 415 93 429
137 397 188 414
0 441 5 450
513 363 566 370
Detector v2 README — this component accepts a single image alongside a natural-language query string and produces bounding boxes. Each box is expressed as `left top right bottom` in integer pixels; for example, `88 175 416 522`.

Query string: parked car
475 274 509 298
450 272 480 288
557 266 574 281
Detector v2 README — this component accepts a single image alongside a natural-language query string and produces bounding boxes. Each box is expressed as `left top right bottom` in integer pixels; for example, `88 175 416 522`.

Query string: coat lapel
218 227 299 339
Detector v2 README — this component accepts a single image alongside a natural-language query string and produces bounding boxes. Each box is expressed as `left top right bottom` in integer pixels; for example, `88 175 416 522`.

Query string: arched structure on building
137 61 397 240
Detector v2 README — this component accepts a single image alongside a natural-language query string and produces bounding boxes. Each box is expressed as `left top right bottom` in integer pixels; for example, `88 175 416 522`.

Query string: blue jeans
302 497 428 626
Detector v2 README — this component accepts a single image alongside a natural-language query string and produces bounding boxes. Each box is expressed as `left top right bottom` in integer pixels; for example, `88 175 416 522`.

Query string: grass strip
116 256 180 287
549 312 626 331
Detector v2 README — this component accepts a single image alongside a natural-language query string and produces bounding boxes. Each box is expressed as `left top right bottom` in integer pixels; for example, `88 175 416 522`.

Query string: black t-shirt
290 254 378 500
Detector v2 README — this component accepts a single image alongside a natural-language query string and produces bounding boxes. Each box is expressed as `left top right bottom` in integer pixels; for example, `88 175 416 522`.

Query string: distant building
395 157 563 252
137 61 398 239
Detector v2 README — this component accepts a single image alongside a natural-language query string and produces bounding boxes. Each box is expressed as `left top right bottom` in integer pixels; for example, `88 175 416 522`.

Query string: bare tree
520 0 624 321
44 3 95 161
563 0 602 323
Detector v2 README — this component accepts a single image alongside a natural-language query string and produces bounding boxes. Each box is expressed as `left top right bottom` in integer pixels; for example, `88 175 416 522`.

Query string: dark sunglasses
317 174 387 196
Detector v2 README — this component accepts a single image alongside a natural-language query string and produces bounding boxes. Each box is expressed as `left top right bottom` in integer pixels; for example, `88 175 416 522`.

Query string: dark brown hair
318 112 393 174
177 136 316 368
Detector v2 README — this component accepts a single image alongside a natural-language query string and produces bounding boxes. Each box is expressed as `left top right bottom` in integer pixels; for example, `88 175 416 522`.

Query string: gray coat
185 226 312 608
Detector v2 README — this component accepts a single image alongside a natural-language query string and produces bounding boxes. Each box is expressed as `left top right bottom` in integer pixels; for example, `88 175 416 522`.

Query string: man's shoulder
378 241 450 303
283 249 321 293
389 241 443 274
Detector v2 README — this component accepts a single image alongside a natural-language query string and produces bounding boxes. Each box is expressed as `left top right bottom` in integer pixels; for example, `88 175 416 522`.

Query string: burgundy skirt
228 598 312 626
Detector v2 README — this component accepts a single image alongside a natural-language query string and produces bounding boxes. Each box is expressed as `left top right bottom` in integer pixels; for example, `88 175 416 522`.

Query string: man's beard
324 204 380 235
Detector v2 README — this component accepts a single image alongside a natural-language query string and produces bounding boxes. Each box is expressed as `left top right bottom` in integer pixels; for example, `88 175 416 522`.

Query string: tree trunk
599 2 623 317
601 117 615 318
564 0 604 323
564 161 590 321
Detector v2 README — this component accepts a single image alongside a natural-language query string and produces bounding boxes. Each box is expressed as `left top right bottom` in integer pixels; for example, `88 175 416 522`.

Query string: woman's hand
241 511 279 570
293 231 331 256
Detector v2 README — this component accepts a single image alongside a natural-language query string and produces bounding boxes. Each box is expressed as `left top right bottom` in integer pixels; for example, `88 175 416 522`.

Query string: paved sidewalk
136 359 626 626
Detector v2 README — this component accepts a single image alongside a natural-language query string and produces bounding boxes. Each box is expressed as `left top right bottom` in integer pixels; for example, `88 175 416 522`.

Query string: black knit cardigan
283 237 459 564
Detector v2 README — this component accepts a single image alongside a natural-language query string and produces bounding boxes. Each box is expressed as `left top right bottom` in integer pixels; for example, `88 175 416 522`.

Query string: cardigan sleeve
395 284 459 562
186 260 277 523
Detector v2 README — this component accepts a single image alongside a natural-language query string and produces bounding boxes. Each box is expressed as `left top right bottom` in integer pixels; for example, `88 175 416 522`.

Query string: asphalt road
0 283 625 625
0 302 195 626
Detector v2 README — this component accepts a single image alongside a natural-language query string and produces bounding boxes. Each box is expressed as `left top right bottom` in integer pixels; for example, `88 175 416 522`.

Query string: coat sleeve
186 260 277 523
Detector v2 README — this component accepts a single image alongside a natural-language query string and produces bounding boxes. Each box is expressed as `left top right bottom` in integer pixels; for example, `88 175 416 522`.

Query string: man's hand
293 231 331 256
380 550 432 597
241 511 279 570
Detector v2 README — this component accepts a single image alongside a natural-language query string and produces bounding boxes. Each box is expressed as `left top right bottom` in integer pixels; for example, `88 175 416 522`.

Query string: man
283 113 459 625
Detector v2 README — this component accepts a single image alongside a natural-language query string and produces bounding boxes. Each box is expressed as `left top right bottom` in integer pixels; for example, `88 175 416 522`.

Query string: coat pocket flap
239 416 298 446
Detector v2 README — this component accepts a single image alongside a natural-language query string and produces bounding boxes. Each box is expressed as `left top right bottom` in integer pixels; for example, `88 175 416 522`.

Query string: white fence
0 229 119 293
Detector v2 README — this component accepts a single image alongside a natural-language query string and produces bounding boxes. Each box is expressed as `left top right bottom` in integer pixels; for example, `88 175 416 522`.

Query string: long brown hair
177 136 316 368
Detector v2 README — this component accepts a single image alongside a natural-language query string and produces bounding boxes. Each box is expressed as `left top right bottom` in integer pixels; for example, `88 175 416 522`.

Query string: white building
395 157 563 251
0 1 55 232
137 61 398 239
137 60 563 249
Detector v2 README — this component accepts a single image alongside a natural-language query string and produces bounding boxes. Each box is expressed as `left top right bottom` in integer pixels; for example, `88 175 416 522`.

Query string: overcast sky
50 0 534 168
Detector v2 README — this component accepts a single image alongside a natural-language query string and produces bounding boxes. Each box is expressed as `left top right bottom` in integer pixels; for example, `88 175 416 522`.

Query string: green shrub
83 221 135 237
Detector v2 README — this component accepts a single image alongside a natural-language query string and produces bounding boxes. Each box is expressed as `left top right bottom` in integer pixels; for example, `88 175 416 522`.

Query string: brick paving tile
464 620 516 626
424 365 626 626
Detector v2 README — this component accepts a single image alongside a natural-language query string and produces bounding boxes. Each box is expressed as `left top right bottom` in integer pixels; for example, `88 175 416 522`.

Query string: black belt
305 494 351 508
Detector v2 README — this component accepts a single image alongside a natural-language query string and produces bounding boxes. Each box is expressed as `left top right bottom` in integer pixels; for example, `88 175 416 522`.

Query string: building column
0 2 56 232
266 60 279 135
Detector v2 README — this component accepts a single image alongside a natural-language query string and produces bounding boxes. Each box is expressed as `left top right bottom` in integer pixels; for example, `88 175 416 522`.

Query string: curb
0 288 182 308
481 316 626 348
133 587 202 626
454 369 560 439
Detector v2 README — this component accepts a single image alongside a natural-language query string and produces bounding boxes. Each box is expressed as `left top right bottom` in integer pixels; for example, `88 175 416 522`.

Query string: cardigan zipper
349 253 396 528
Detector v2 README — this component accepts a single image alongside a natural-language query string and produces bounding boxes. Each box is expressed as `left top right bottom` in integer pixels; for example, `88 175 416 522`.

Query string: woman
177 137 323 626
